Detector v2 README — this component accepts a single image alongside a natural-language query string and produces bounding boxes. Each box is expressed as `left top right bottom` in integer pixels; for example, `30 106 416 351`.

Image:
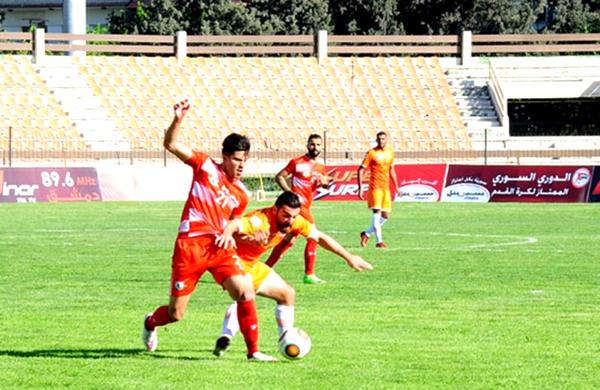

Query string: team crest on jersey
174 281 186 291
249 215 263 228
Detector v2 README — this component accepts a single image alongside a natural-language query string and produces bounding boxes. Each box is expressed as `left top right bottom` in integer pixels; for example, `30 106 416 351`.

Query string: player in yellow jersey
357 131 400 248
212 191 373 357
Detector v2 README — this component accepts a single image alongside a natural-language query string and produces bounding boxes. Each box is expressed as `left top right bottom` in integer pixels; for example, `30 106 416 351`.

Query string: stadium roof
0 1 133 8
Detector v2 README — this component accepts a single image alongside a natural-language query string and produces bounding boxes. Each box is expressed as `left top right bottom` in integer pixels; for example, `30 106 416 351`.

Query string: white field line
32 228 158 233
328 230 539 251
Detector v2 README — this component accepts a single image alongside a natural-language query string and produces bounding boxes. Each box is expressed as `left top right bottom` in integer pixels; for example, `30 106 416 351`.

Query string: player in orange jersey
141 99 275 361
212 191 373 357
265 134 331 284
357 131 400 248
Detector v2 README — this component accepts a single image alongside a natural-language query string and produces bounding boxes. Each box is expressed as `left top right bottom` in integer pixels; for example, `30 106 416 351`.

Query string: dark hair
376 131 387 138
275 191 301 209
307 133 322 143
222 133 251 155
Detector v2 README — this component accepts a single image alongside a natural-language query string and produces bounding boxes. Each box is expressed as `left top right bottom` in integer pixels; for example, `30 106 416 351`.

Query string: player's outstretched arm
316 231 373 271
163 99 193 162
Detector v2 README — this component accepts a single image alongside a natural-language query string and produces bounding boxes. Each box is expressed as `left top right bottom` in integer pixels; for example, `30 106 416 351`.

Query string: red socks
144 305 173 331
237 299 259 356
304 239 318 275
265 239 294 268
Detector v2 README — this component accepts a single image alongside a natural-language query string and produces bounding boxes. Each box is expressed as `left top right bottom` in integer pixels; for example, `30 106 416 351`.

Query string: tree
184 0 263 35
539 0 600 32
251 0 333 34
461 0 543 34
331 0 404 34
108 0 185 35
400 0 466 35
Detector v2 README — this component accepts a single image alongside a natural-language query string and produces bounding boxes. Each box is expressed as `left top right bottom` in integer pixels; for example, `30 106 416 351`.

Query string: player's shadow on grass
0 348 211 361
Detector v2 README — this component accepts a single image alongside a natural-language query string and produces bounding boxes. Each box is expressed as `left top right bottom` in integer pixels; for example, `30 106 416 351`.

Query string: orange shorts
368 188 392 212
300 206 314 224
170 235 246 297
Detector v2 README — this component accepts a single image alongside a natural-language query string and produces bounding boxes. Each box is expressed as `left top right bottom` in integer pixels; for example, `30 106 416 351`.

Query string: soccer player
357 131 400 248
265 134 331 284
141 99 275 361
212 191 373 357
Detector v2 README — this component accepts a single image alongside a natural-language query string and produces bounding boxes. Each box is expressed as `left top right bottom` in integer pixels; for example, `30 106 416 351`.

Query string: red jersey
178 151 249 238
283 155 327 209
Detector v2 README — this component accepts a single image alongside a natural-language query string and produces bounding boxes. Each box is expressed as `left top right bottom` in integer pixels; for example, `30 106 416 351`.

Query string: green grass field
1 201 600 388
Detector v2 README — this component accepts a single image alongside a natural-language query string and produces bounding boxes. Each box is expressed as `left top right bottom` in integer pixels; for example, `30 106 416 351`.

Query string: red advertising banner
314 164 447 202
395 164 447 202
0 167 102 203
443 165 592 203
314 165 362 201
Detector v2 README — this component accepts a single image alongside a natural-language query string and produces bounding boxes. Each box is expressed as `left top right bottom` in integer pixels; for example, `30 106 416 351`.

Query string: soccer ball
278 327 311 360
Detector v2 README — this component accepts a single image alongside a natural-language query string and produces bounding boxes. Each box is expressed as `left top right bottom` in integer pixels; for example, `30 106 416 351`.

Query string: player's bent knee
235 288 256 302
283 286 295 305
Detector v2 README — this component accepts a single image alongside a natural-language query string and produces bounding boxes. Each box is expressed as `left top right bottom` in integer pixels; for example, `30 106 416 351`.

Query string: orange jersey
283 155 327 209
360 146 395 191
177 151 249 238
235 206 317 263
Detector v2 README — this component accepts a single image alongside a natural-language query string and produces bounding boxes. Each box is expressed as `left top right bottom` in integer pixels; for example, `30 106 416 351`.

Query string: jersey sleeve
238 210 269 236
360 150 372 168
291 215 318 240
184 150 207 170
283 159 296 175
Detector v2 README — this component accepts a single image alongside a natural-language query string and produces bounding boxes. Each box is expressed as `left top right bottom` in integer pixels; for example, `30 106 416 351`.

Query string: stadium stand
0 55 87 155
72 55 470 159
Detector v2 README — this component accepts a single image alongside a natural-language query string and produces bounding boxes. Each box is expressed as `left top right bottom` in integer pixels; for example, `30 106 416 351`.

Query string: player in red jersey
212 191 373 357
141 99 275 361
358 131 400 248
265 134 331 284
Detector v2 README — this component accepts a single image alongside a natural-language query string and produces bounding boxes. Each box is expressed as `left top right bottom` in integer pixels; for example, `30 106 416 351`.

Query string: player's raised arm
163 99 193 162
314 230 373 271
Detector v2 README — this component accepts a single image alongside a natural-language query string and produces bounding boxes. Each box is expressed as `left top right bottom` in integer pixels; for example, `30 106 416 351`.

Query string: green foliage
88 24 109 35
108 0 184 35
462 0 542 34
541 0 600 32
243 175 280 192
190 0 264 35
331 0 403 34
2 201 600 387
104 0 600 36
400 0 466 35
252 0 333 34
